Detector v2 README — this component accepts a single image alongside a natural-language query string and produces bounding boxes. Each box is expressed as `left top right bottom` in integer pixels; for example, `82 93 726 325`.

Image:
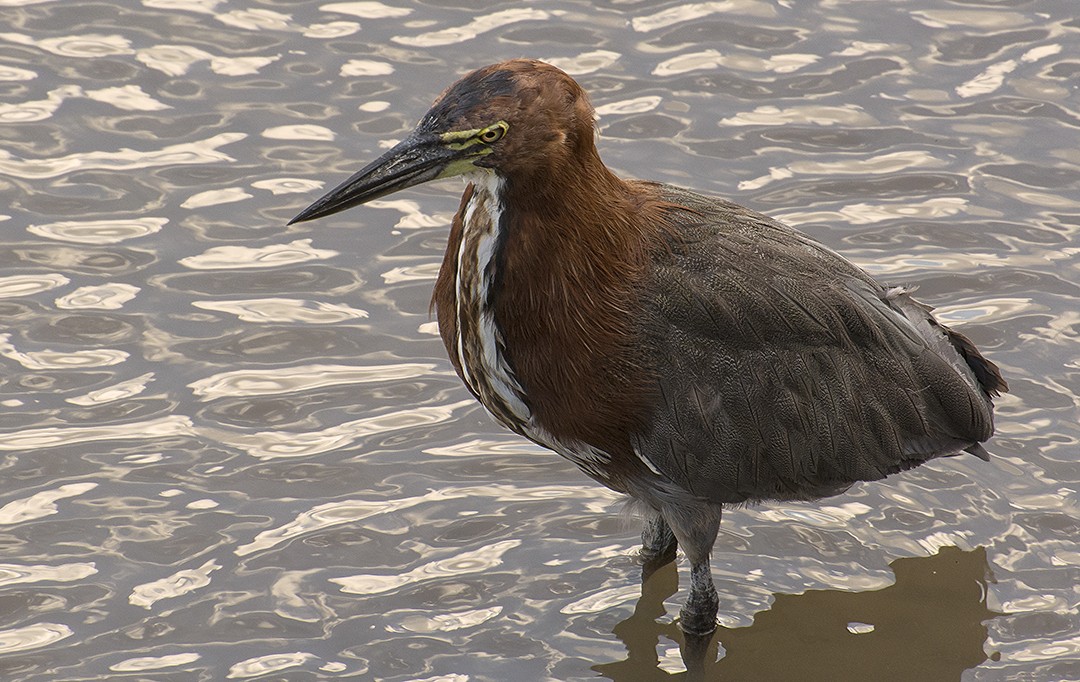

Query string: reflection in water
598 547 995 681
177 238 338 270
0 623 74 656
0 132 245 179
0 0 1076 679
332 540 521 596
129 558 221 609
0 482 99 524
54 283 141 310
27 216 167 244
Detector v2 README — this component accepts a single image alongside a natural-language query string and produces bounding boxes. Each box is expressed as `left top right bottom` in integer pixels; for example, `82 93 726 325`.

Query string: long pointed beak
289 133 460 225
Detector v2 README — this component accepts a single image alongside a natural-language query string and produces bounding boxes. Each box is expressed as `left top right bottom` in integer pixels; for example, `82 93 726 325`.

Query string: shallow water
0 0 1077 680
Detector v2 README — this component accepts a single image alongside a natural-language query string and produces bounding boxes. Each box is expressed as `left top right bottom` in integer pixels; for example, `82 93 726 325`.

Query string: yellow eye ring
478 125 505 144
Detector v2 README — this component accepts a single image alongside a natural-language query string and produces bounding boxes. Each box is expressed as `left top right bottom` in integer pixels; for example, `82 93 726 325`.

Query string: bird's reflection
595 545 997 681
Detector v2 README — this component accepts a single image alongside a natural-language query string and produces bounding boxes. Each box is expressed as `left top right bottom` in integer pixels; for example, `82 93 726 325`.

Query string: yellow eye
478 125 505 144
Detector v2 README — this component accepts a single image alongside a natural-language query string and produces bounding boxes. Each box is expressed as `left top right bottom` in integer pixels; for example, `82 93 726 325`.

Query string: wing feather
632 186 1002 504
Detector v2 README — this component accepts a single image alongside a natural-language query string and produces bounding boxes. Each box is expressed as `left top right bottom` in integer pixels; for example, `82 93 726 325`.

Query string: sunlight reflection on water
0 1 1076 680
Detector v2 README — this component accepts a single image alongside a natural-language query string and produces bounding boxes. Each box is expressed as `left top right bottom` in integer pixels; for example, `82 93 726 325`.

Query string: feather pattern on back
632 185 1005 504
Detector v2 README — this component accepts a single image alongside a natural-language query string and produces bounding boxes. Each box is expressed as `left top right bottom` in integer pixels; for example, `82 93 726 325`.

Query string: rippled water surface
0 1 1077 680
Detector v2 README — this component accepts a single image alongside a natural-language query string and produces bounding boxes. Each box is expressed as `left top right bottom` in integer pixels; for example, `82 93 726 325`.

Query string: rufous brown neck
484 145 674 458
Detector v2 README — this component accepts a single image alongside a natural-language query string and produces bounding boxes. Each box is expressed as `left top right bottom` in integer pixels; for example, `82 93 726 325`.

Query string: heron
290 59 1006 635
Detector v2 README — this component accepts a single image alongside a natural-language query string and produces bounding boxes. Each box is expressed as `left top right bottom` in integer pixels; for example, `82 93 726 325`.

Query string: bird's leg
640 508 678 582
681 556 719 636
662 505 722 636
641 508 678 563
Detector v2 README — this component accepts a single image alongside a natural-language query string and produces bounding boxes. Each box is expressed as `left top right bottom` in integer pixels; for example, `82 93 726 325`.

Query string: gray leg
681 558 719 636
641 508 678 562
662 503 722 636
640 507 678 582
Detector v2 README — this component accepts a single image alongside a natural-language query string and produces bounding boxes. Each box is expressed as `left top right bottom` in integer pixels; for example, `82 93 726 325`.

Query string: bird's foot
679 564 719 636
678 599 718 636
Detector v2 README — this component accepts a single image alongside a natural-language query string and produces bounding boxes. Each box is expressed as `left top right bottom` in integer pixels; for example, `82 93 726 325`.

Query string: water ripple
776 197 968 226
397 606 503 633
0 416 193 451
178 239 338 270
192 298 368 323
911 9 1035 29
319 2 412 19
190 362 434 400
655 49 819 76
129 559 221 609
251 178 324 195
262 124 336 141
216 400 474 459
54 283 140 310
0 483 99 525
85 85 170 111
0 64 35 81
0 86 79 123
66 372 154 406
109 653 202 673
0 32 133 57
595 96 662 117
561 585 641 614
27 217 167 244
739 150 943 191
720 104 877 126
340 59 394 77
0 273 69 297
226 652 318 679
135 44 216 76
0 132 244 180
135 43 282 76
0 562 97 587
632 1 776 32
0 1 1072 679
0 623 74 655
236 489 472 557
331 540 521 595
302 21 361 39
393 9 552 47
180 186 253 209
216 8 292 32
545 50 620 76
0 333 128 369
366 198 445 229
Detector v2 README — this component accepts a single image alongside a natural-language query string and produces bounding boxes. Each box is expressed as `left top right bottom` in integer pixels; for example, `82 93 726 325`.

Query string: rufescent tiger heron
290 59 1007 636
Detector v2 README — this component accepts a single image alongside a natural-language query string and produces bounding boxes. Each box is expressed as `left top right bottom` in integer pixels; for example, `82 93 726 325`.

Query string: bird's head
289 59 598 224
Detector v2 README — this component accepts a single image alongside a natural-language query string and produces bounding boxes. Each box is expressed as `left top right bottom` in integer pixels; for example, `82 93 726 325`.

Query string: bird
289 59 1007 636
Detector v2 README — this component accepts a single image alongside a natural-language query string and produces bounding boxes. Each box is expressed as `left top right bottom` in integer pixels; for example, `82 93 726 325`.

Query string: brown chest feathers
432 169 677 483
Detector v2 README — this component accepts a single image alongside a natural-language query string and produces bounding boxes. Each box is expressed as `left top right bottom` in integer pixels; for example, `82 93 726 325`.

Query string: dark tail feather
944 327 1008 398
964 442 992 462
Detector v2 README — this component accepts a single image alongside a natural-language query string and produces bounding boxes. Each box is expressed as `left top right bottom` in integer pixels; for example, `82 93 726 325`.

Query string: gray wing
634 187 1002 504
